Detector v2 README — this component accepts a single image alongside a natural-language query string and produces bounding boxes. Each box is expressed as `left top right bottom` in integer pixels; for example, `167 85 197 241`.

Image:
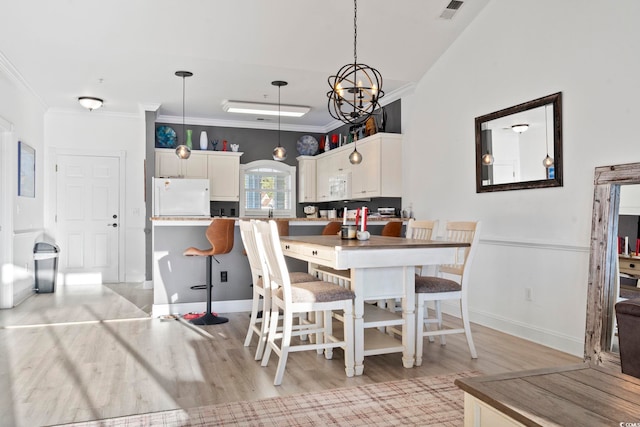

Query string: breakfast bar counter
150 217 406 317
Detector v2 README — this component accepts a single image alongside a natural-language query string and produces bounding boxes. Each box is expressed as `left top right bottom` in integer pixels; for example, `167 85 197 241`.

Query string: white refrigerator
152 177 210 217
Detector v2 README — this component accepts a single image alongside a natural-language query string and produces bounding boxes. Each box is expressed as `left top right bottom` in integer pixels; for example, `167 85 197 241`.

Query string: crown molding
155 114 327 134
0 49 48 110
47 107 141 120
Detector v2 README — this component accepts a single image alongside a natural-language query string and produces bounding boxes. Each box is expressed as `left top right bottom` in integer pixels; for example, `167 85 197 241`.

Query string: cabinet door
351 139 381 197
155 151 181 177
208 155 240 201
183 152 208 179
298 157 317 202
316 155 332 201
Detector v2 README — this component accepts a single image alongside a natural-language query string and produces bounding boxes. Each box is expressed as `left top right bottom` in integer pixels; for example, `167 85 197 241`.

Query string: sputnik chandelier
327 0 384 126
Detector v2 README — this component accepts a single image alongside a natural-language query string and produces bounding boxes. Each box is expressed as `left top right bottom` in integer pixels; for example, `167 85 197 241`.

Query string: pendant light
327 0 384 126
542 104 554 168
175 71 193 160
272 80 287 161
481 153 494 166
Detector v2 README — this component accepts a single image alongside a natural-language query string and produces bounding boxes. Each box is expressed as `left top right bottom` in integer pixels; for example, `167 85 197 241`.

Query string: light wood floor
0 282 581 426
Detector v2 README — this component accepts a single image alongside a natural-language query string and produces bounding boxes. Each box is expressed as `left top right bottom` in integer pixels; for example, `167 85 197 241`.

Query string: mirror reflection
475 92 563 193
611 184 640 353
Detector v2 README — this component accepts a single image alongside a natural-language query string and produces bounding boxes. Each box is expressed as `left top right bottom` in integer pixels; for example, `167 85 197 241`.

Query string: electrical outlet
221 271 228 282
525 287 533 301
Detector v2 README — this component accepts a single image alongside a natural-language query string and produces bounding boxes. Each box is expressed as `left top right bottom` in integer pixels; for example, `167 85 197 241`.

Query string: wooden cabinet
207 152 241 201
297 156 317 203
619 255 640 277
155 149 242 201
299 133 402 202
351 133 402 198
155 149 208 179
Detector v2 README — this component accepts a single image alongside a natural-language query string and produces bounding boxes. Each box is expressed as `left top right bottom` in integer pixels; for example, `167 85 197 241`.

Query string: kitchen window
240 160 296 218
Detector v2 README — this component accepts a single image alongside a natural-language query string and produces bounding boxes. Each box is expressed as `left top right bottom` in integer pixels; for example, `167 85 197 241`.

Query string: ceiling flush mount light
542 105 554 168
327 0 384 125
78 96 103 111
272 80 287 161
511 123 529 133
222 101 310 118
175 70 193 160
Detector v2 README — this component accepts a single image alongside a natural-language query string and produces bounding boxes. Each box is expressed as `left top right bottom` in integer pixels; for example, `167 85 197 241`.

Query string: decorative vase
186 129 193 149
199 131 208 150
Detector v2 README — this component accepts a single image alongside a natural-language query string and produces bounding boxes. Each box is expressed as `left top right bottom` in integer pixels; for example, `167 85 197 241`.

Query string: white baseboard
152 299 252 318
437 301 584 357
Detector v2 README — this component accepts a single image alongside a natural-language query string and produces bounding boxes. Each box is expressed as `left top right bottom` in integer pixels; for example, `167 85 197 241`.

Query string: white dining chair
386 219 440 315
239 219 318 360
415 221 480 366
255 220 355 386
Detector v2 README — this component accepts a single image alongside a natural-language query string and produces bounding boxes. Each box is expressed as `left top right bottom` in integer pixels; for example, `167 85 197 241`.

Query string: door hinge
55 214 57 223
55 164 58 172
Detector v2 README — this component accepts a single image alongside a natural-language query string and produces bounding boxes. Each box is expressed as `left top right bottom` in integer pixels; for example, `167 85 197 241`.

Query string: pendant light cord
278 84 281 147
545 105 549 154
182 75 186 143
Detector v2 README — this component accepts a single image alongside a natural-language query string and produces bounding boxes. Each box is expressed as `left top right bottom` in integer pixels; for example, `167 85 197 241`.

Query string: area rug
62 371 479 427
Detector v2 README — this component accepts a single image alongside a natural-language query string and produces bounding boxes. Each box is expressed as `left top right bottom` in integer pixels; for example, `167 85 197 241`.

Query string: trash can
33 242 60 293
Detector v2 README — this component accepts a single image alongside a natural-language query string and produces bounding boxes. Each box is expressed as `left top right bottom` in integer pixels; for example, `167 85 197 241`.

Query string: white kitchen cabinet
351 133 402 198
155 149 208 179
155 149 242 201
207 152 242 201
300 133 402 202
297 156 317 203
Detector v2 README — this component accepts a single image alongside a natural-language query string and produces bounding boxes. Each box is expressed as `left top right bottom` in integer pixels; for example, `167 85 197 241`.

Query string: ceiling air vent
440 0 464 19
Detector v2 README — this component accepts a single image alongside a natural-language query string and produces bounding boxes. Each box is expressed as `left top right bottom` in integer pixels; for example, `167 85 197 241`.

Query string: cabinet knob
631 263 636 268
285 245 290 250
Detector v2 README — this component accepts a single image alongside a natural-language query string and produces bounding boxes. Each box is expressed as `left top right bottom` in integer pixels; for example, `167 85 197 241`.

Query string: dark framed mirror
475 92 563 193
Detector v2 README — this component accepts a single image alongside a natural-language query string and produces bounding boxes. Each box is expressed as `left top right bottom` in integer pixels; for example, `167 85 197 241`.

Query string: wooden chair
406 218 439 275
255 220 355 385
381 221 403 237
239 220 317 360
415 221 481 365
386 219 440 315
322 221 342 236
183 218 235 325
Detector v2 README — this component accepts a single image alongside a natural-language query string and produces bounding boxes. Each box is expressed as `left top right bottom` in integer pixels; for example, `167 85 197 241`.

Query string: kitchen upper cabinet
297 156 317 203
155 149 207 179
300 133 402 202
207 152 242 201
351 133 402 198
155 149 242 201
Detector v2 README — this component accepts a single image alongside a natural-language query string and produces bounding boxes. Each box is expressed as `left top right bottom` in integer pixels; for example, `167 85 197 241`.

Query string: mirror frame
585 162 640 368
475 92 563 193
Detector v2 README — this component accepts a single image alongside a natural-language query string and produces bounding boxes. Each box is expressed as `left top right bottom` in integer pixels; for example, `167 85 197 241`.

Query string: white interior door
0 118 14 308
56 154 120 283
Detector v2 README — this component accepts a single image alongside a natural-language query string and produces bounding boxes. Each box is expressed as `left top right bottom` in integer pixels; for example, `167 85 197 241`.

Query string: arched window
240 160 296 218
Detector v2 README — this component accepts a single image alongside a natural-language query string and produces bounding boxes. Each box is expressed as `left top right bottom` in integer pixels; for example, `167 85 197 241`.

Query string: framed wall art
18 141 35 197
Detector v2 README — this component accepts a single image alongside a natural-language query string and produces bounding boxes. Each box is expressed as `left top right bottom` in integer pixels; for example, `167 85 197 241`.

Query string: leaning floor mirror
475 92 563 193
585 162 640 369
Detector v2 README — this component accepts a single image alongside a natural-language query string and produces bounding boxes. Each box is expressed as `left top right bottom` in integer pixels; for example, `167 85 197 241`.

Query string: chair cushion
415 274 461 293
276 281 355 303
256 272 318 288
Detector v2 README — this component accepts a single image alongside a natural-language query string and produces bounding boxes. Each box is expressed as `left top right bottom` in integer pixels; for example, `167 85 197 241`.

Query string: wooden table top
455 363 640 426
280 235 469 251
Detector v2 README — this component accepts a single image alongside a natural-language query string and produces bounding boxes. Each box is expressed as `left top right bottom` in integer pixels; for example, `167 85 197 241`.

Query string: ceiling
0 0 489 132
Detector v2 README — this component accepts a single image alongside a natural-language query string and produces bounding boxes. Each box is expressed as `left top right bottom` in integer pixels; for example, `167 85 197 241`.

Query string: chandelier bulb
273 146 287 161
349 148 363 165
543 154 554 168
482 153 494 166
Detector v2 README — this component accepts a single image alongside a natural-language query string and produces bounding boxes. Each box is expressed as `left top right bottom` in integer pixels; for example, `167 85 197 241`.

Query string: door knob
113 214 118 219
108 223 118 228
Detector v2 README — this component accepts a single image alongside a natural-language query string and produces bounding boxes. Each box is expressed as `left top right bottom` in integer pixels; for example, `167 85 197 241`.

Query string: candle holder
341 225 357 240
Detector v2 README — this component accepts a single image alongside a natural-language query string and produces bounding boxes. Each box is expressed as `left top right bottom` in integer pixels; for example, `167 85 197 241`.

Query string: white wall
402 0 640 356
44 110 147 282
0 66 47 307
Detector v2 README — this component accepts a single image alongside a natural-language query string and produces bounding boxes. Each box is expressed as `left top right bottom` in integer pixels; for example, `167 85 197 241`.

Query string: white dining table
280 234 468 375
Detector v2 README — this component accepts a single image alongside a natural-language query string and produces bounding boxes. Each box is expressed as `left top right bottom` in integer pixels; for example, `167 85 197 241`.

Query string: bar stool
184 218 235 325
381 221 403 237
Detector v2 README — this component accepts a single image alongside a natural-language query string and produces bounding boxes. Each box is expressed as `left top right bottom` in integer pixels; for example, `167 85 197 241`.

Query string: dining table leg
401 266 416 368
352 268 365 375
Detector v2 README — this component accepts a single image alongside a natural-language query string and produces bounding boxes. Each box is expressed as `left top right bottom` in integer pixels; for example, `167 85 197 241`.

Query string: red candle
355 208 360 227
362 207 367 232
636 238 640 256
